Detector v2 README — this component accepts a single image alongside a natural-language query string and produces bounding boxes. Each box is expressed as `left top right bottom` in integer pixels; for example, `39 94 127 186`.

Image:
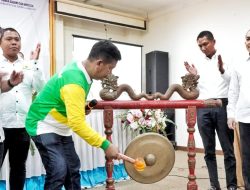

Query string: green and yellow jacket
25 61 110 150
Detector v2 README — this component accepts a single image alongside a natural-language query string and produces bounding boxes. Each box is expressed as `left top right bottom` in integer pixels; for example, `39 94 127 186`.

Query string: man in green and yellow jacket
25 40 121 190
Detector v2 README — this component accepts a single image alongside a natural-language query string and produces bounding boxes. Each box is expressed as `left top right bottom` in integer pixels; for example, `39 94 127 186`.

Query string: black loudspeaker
146 51 169 94
146 51 176 148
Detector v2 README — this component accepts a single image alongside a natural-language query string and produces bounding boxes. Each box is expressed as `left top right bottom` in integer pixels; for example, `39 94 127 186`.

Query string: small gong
124 133 175 184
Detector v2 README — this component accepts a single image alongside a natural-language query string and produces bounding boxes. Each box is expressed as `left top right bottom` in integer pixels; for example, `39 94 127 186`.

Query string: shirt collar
0 54 22 63
77 61 92 84
204 50 218 60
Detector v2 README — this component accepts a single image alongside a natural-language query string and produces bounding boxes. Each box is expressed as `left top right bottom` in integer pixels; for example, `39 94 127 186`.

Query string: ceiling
71 0 207 18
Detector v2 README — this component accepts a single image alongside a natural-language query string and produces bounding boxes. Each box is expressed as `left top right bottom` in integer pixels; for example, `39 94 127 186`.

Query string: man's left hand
30 43 41 60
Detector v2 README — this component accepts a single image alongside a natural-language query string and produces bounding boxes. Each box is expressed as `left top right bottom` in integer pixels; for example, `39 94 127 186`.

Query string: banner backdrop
0 0 50 80
0 0 50 188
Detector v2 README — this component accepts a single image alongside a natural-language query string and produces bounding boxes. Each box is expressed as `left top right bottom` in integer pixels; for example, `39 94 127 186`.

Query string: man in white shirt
0 26 3 60
185 31 237 190
0 71 24 165
227 29 250 190
0 27 45 190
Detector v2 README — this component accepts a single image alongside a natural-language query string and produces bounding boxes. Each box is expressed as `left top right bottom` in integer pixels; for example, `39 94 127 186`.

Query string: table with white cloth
0 110 131 189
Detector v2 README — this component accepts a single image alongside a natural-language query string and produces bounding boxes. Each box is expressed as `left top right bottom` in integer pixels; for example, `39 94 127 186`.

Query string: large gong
124 133 175 184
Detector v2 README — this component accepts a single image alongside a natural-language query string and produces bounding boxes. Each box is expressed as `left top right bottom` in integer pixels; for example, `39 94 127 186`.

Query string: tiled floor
91 150 244 190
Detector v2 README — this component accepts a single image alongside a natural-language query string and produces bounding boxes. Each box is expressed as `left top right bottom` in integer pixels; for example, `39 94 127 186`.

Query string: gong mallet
118 153 146 171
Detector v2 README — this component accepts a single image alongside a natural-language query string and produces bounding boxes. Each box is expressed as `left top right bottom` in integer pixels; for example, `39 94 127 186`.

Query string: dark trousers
239 122 250 190
32 133 81 190
197 99 237 188
0 142 3 166
2 128 30 190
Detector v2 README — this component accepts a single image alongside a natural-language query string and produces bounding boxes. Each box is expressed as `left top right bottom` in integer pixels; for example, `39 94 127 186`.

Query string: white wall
54 15 145 103
142 0 250 149
54 0 250 150
55 15 144 72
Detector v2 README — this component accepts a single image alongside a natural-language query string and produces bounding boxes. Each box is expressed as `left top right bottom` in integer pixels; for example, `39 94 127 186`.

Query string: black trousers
239 122 250 190
32 133 81 190
0 142 3 166
2 128 30 190
197 99 237 188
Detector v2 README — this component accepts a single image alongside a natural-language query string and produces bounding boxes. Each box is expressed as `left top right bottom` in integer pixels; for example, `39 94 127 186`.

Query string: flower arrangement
118 109 175 136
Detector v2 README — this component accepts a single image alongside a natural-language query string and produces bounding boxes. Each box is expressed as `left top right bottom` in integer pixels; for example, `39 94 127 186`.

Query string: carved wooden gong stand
94 99 221 190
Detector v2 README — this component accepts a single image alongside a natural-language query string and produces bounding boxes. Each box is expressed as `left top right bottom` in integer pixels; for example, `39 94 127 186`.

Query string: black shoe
227 187 237 190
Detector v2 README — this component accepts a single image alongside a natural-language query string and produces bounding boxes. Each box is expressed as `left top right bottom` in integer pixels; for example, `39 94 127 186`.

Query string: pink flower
126 112 134 123
118 108 172 136
130 110 143 118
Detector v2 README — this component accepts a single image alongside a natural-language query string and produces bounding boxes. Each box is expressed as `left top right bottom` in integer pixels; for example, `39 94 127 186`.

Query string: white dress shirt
0 62 4 141
0 56 45 129
0 91 4 142
194 52 231 99
227 56 250 123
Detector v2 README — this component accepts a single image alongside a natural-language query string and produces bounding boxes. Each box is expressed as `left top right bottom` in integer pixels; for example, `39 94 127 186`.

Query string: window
73 36 142 100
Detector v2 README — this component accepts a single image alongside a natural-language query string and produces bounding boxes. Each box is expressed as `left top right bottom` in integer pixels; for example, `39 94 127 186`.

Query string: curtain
0 110 132 189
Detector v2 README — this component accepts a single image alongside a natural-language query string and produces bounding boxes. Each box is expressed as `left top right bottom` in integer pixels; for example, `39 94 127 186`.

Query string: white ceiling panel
71 0 207 18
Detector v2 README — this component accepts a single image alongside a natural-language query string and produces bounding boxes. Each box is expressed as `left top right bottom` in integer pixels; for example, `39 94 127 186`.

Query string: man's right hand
0 71 23 92
104 143 119 159
9 70 24 86
184 61 198 75
227 118 237 130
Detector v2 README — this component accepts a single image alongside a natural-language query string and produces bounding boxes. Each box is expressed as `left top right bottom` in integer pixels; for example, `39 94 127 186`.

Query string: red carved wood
96 100 220 190
95 99 221 109
104 107 115 190
186 106 198 190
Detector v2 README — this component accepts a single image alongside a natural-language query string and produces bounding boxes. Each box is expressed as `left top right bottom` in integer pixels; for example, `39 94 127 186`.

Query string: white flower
138 117 146 126
154 109 162 119
118 108 174 136
145 109 152 116
150 118 157 127
126 112 134 123
130 122 139 130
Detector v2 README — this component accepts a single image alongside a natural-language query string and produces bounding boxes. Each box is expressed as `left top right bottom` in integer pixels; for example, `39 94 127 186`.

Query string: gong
124 133 175 184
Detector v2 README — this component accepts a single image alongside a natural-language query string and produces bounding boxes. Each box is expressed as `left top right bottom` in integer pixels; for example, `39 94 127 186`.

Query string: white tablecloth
0 110 132 187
